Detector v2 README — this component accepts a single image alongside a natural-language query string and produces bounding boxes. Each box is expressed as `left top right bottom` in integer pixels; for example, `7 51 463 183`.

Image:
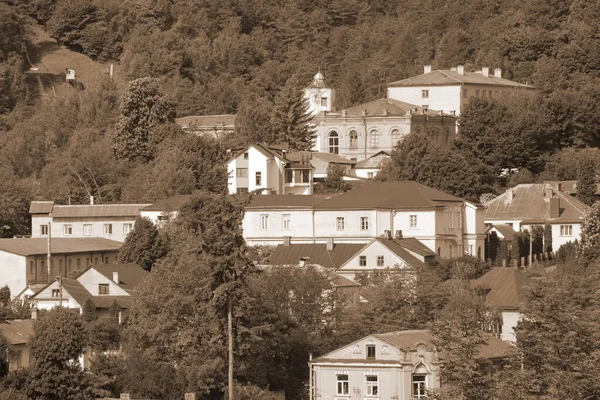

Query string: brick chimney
299 256 309 267
326 238 334 251
506 188 515 201
113 271 119 284
545 185 553 198
384 230 392 239
283 236 291 246
457 65 465 75
424 65 432 74
494 68 502 78
395 230 403 240
549 198 560 218
481 67 490 77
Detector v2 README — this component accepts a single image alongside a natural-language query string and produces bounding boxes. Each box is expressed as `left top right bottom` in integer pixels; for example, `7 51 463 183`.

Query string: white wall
387 85 462 115
337 241 415 280
242 210 314 244
0 251 27 298
34 280 80 310
30 215 52 238
552 222 581 250
78 269 129 296
501 310 520 343
49 218 136 242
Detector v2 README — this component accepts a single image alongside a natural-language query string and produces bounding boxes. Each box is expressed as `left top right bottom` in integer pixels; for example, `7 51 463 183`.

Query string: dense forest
0 0 599 231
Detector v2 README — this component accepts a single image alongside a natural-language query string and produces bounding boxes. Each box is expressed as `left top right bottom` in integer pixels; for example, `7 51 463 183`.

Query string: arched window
435 128 440 142
349 130 358 149
445 127 451 145
391 128 401 145
328 131 339 154
369 129 379 148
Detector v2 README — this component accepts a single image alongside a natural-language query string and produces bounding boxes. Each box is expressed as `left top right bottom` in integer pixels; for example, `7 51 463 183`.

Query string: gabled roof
51 204 151 218
0 238 122 256
484 184 590 223
487 224 515 241
388 69 536 89
142 194 193 212
313 329 515 363
91 264 147 293
60 278 92 306
270 243 366 269
472 267 531 309
315 181 464 210
29 201 54 214
287 151 355 165
354 151 391 169
246 195 326 209
0 320 35 345
376 237 435 261
228 143 284 163
344 98 446 117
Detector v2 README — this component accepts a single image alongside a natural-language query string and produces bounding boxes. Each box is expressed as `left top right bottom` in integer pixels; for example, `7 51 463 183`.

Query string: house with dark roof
0 319 35 371
175 114 236 141
243 181 485 260
139 194 193 227
310 329 515 400
387 65 537 116
0 237 122 298
30 200 151 242
31 263 146 317
351 150 391 179
269 235 436 280
472 267 532 342
484 184 590 250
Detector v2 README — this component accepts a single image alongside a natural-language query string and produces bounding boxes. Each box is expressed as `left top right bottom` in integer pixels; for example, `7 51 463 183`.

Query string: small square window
359 256 367 266
410 215 418 228
98 284 109 295
360 217 369 230
560 225 572 236
366 344 376 358
421 89 429 98
336 217 345 231
236 168 248 177
63 224 72 235
243 152 249 160
51 289 60 298
104 224 113 235
83 224 92 236
40 224 48 236
377 255 384 266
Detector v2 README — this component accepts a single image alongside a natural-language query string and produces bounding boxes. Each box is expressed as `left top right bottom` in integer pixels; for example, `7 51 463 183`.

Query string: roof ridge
437 70 463 84
412 181 435 208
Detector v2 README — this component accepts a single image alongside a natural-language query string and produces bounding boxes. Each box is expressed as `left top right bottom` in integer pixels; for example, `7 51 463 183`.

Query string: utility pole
46 222 51 282
57 276 63 306
228 296 234 400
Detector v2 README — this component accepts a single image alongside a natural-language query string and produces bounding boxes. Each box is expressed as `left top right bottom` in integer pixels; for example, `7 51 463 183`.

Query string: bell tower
303 71 336 116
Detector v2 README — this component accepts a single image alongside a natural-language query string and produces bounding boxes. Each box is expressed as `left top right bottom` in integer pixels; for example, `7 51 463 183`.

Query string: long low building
0 237 122 297
243 181 485 260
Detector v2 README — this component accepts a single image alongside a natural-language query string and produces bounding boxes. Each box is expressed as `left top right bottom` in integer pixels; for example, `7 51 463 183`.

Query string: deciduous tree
116 216 166 271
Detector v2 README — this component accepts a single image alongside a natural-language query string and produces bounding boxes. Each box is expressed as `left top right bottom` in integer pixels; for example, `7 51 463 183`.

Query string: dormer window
98 283 109 295
366 344 376 359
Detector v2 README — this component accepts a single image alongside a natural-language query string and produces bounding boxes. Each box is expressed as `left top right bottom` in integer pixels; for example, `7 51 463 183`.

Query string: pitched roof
0 238 122 256
315 181 464 210
488 224 515 241
270 243 366 269
354 151 391 169
60 278 92 306
344 98 445 117
176 114 236 128
287 151 355 165
376 237 435 260
388 69 536 88
472 267 531 309
484 184 590 223
142 195 193 212
51 204 151 218
29 201 54 214
0 320 35 345
91 264 147 293
246 195 326 209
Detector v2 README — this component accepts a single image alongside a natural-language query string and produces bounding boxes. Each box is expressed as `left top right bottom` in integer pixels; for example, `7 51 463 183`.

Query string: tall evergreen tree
117 216 167 271
271 76 316 150
576 155 596 206
577 202 600 264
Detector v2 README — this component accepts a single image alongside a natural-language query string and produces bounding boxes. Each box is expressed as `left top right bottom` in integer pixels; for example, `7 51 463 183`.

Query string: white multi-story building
387 65 537 116
29 201 151 243
243 181 485 259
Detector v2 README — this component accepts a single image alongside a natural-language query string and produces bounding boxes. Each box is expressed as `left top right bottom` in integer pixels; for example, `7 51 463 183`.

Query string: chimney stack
384 230 391 239
457 65 465 75
90 196 94 205
549 198 560 218
424 65 432 74
299 257 309 267
494 68 502 78
31 308 38 320
507 188 515 201
481 67 490 77
113 271 119 284
326 238 334 251
283 236 291 246
395 230 403 240
545 186 553 198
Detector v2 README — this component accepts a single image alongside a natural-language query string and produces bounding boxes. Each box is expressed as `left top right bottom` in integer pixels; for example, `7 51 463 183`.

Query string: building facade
387 65 538 116
243 181 485 259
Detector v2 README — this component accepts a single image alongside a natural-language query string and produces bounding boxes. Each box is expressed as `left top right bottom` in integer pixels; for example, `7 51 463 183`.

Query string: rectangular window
58 259 63 272
255 172 262 186
94 257 99 265
302 169 310 183
457 211 462 228
367 172 374 179
421 89 429 98
448 211 454 228
366 344 376 359
336 217 345 231
30 261 34 275
98 284 109 295
413 375 427 399
243 152 249 160
359 256 367 266
51 289 60 298
282 214 291 231
360 217 369 231
410 215 418 228
63 224 72 235
40 224 48 236
366 375 378 395
260 214 269 231
83 224 92 236
104 224 113 235
377 255 384 266
236 168 248 177
463 88 468 98
236 188 248 194
67 259 72 271
77 258 81 269
123 223 133 235
336 374 349 395
560 225 573 236
285 169 293 183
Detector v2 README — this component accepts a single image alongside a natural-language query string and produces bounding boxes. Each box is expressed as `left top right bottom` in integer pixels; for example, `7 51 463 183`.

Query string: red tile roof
472 267 531 309
0 238 122 256
388 69 536 88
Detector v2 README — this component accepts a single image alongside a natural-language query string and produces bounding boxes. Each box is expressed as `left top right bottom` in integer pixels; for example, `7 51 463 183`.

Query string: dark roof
543 180 600 195
91 264 147 293
0 320 35 345
354 151 391 169
0 238 122 256
142 195 193 212
51 204 150 218
388 69 536 88
488 224 515 241
60 278 92 306
315 181 464 210
314 329 515 362
485 184 589 223
246 195 325 209
472 268 531 309
91 296 132 309
286 151 355 165
376 237 435 261
270 243 366 269
29 201 54 214
176 114 236 128
344 98 446 117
